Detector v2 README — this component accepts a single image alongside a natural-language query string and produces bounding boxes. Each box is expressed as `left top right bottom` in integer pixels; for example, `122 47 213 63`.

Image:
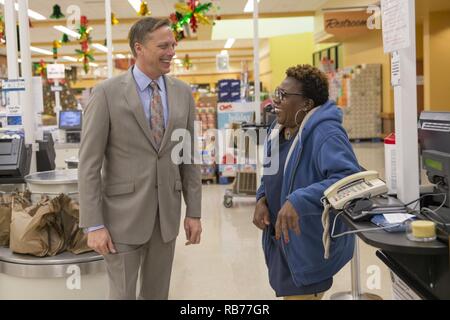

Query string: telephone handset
323 170 388 210
321 170 389 259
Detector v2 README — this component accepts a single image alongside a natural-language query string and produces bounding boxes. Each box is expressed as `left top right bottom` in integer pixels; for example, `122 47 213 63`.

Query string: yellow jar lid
411 220 436 238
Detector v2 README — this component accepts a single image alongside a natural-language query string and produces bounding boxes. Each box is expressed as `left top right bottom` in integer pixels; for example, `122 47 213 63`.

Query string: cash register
418 111 450 241
0 137 31 184
59 110 82 143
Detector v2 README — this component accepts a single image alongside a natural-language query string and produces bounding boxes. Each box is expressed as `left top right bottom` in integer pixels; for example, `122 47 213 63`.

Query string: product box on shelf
218 80 231 92
218 91 231 102
230 91 241 102
230 80 241 91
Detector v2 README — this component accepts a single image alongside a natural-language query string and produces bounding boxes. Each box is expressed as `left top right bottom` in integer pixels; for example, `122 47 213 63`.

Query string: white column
253 0 262 189
105 0 113 79
394 0 420 206
253 0 261 124
18 0 36 173
4 0 20 107
54 80 61 111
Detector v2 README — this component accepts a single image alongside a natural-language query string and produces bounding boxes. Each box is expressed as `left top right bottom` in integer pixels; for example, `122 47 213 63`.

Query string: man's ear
134 42 142 56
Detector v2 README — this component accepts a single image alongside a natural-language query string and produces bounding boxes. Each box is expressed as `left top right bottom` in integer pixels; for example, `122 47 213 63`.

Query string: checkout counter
339 111 450 300
342 215 448 300
0 138 106 299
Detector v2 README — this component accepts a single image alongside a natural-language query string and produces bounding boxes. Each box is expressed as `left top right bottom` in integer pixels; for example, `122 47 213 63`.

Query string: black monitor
0 138 31 183
418 111 450 208
59 110 82 131
36 131 56 172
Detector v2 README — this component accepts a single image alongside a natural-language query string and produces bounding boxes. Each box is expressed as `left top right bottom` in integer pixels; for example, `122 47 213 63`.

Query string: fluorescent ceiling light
92 43 109 53
128 0 141 12
224 38 235 49
0 0 46 20
244 0 261 13
26 8 46 20
62 56 78 62
30 46 53 55
115 54 126 59
54 25 81 39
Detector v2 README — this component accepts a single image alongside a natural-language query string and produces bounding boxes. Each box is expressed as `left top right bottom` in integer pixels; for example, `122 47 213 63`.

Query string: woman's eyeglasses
273 87 304 101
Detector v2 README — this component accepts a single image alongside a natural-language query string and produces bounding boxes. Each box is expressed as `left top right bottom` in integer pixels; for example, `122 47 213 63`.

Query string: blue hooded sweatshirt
257 100 360 295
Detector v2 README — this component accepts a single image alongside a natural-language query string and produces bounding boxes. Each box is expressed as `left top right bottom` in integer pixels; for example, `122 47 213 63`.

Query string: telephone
323 170 388 210
322 171 390 258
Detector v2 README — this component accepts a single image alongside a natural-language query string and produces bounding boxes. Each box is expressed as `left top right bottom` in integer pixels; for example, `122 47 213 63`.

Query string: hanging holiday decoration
177 1 212 32
170 1 213 41
182 54 192 71
50 4 65 19
53 40 61 60
0 15 5 43
169 12 187 41
74 15 95 73
33 59 47 77
61 33 69 43
111 12 119 25
138 1 151 16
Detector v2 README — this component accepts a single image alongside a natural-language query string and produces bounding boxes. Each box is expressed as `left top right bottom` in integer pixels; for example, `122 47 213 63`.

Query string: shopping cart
223 122 269 208
223 170 257 208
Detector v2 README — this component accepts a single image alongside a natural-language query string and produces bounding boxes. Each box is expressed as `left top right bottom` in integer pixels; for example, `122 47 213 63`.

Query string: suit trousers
103 213 176 300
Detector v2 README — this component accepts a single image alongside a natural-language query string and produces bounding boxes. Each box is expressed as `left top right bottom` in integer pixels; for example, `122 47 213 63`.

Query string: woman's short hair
286 64 329 107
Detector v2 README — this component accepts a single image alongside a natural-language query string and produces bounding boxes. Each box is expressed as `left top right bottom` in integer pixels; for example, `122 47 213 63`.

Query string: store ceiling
3 0 448 71
0 0 329 68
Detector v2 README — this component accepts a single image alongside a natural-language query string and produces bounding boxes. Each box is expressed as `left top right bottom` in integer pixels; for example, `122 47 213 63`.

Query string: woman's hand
253 196 270 230
275 200 301 243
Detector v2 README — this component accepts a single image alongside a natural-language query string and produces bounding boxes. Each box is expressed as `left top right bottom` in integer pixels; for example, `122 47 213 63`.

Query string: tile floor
169 142 400 300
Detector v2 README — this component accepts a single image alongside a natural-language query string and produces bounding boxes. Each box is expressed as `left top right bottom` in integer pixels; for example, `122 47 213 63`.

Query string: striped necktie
149 81 165 149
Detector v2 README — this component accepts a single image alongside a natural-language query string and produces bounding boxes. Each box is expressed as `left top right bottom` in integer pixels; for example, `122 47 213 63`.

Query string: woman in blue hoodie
253 64 360 299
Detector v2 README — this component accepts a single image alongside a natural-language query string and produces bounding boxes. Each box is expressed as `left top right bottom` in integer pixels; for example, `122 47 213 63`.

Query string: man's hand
87 227 117 255
184 217 202 245
253 196 270 230
275 200 301 244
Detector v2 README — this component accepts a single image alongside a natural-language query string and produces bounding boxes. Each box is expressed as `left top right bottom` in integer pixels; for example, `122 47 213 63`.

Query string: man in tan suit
78 17 202 300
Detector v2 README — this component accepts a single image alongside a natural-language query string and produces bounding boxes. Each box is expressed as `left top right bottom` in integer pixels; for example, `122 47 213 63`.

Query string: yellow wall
416 24 424 60
268 33 314 91
259 53 272 92
342 30 394 114
424 11 450 111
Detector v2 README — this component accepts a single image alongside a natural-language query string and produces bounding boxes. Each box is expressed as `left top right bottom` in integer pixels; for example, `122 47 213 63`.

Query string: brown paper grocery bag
10 196 65 257
59 194 91 254
0 191 31 247
0 194 12 246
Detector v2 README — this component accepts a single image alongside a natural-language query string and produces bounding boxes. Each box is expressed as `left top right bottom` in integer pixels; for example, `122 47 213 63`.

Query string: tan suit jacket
78 68 201 244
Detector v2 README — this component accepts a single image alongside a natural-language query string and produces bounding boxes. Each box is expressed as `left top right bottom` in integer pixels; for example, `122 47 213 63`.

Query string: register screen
59 111 82 130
